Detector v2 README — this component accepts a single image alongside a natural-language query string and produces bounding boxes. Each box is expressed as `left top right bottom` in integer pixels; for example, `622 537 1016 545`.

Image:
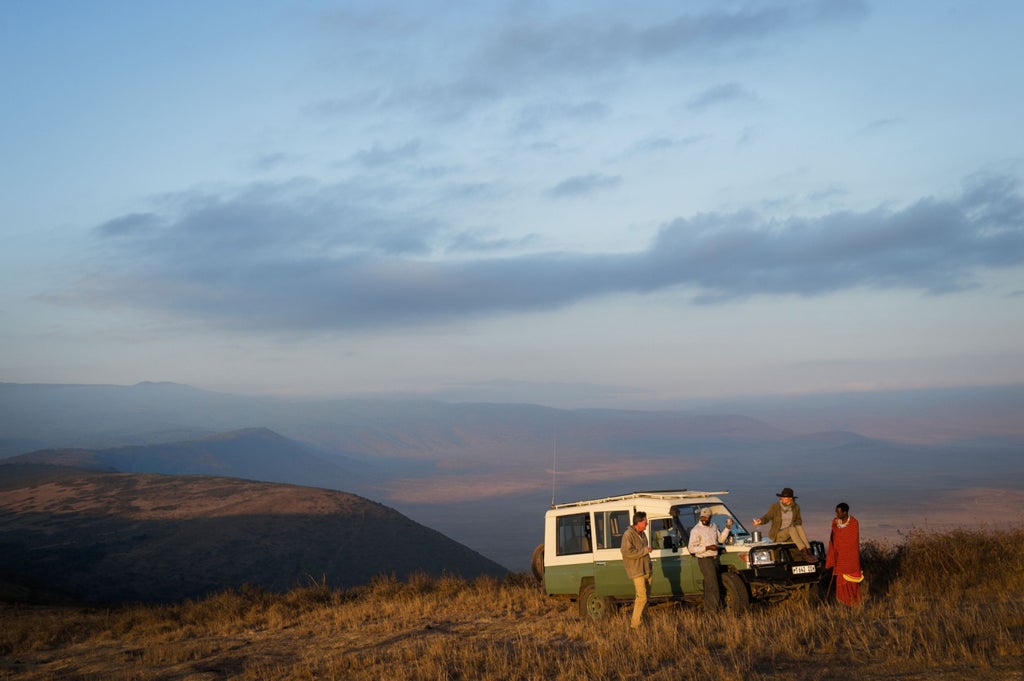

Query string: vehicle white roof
551 489 729 509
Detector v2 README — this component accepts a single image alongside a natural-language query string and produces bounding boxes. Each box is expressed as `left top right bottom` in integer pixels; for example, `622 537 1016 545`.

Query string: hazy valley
2 381 1024 584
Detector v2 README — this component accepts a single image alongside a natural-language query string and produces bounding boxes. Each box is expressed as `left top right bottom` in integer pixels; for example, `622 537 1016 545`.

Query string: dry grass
2 527 1023 681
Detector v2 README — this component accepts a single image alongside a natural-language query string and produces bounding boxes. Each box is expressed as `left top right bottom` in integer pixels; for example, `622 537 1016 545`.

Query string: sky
2 0 1023 408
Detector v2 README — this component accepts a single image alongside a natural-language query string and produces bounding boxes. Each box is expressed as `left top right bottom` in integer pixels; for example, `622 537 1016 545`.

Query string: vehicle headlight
749 547 777 566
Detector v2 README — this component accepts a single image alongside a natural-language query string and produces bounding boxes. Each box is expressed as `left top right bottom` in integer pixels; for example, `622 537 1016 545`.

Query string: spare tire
530 544 545 584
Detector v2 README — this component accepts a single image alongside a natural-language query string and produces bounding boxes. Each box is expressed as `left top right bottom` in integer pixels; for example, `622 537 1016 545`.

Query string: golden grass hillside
2 527 1022 681
0 465 505 603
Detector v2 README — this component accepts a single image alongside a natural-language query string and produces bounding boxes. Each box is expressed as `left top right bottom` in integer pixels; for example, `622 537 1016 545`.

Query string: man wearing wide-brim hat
753 487 817 561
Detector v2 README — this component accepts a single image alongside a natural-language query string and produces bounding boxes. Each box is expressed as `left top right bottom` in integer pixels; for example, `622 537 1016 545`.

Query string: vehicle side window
650 517 676 549
594 510 631 550
555 513 591 555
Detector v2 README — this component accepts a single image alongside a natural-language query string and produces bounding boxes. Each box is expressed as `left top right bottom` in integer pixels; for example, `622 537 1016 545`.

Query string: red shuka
826 515 863 605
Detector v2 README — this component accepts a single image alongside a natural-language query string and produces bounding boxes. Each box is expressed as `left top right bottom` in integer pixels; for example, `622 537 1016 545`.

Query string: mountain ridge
7 427 366 490
3 381 1023 456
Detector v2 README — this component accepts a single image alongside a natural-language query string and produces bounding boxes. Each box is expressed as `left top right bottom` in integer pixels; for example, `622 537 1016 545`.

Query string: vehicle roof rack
551 490 729 509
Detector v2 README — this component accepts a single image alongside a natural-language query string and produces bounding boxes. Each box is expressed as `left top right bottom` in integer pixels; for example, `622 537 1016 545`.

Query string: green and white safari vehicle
531 490 825 620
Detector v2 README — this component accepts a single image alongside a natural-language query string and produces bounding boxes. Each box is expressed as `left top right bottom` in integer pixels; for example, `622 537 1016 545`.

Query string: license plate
792 564 816 575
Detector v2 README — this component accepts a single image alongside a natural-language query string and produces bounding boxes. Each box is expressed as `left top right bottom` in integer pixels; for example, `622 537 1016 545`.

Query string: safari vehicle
530 490 825 620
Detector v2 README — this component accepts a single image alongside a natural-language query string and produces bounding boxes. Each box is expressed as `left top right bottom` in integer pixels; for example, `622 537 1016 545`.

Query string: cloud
852 117 905 138
65 173 1024 332
95 213 163 238
96 179 442 259
350 140 423 167
547 173 622 198
513 100 610 135
805 184 849 203
686 82 757 112
624 134 706 157
249 153 301 172
477 1 868 82
445 231 541 254
310 1 868 122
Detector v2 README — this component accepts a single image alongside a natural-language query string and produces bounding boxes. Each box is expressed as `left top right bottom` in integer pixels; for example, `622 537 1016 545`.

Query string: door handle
596 561 606 566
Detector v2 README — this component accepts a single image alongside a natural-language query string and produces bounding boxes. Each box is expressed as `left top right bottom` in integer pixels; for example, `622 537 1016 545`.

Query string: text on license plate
792 565 816 575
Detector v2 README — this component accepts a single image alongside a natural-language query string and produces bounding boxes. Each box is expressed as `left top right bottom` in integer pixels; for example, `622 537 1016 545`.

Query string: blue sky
2 0 1023 407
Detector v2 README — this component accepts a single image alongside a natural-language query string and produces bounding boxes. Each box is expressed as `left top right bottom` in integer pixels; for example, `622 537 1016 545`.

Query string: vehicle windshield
670 502 749 538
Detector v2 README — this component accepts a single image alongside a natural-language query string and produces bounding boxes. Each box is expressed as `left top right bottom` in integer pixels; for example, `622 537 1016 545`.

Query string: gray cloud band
77 173 1023 332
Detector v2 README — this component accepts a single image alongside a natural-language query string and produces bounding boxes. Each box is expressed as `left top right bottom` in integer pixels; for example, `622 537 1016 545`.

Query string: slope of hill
0 464 506 603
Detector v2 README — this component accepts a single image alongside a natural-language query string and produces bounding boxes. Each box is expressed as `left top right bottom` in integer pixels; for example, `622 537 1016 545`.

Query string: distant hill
2 381 1022 454
0 464 506 603
3 382 1022 466
0 382 262 452
4 378 1019 458
6 427 368 490
0 437 48 459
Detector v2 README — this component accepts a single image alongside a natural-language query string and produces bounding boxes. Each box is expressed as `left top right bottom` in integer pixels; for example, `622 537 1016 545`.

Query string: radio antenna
550 434 557 506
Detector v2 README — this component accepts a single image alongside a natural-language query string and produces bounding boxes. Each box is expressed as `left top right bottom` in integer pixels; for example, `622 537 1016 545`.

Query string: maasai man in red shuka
826 502 863 605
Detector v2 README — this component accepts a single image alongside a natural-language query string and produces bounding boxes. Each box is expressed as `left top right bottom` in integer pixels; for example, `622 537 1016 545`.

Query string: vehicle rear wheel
578 583 614 622
722 572 750 612
530 544 544 585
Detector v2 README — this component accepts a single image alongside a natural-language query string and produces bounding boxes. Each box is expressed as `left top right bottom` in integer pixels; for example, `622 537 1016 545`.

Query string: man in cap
688 506 733 612
753 487 816 561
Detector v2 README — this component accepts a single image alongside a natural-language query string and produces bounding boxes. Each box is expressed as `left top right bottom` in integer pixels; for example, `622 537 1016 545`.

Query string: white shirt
688 521 731 558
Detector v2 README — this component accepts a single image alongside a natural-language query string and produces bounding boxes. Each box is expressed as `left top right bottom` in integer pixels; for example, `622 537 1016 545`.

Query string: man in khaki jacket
620 511 652 628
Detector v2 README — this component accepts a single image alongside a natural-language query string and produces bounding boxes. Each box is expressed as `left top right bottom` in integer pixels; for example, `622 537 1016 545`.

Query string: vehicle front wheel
578 583 614 622
722 572 750 612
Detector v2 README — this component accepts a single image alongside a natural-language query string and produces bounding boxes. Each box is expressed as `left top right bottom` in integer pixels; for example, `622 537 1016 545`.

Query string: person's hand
645 546 652 554
725 518 734 527
753 518 762 525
